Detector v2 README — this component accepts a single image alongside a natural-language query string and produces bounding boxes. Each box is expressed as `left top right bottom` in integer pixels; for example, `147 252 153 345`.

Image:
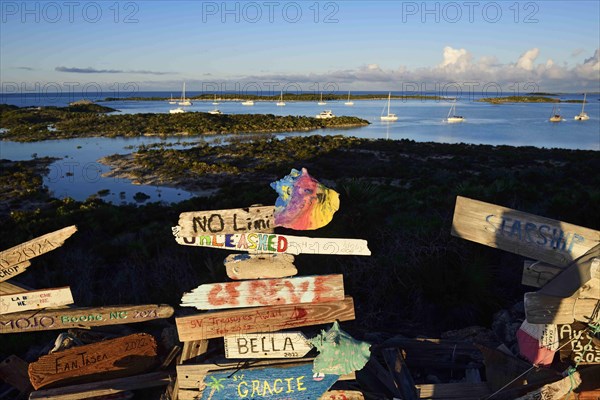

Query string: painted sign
199 362 339 400
516 321 558 366
524 292 598 324
174 233 371 256
28 333 157 389
177 206 274 237
0 286 74 315
224 332 313 359
310 321 371 375
558 322 600 364
176 297 355 341
224 253 297 280
0 225 77 282
271 168 340 231
181 275 344 310
0 304 174 334
451 196 599 267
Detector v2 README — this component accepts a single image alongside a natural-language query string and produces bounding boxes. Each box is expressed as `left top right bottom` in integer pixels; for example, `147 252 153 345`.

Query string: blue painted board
201 362 339 399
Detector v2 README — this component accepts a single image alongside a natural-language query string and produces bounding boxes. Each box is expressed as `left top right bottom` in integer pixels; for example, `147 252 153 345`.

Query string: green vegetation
478 96 561 104
0 158 55 214
0 104 369 142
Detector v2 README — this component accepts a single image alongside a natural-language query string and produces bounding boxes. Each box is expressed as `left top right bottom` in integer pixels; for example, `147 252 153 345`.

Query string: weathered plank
176 297 355 341
0 225 77 281
451 196 599 267
0 355 32 393
524 292 599 324
320 391 365 400
382 348 419 400
177 206 274 236
224 332 313 359
224 253 297 280
28 333 157 389
28 371 172 400
0 304 174 334
558 322 600 365
514 371 582 399
415 382 491 399
196 362 338 399
0 286 74 315
181 274 344 310
175 233 371 256
538 244 600 297
181 340 209 363
0 279 34 295
521 260 565 288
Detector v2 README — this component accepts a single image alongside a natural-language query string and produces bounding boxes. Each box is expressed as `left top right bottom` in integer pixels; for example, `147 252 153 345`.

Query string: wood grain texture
0 304 174 334
224 253 297 280
223 332 313 359
539 245 600 297
177 206 275 236
28 333 158 389
524 292 600 324
28 371 172 400
514 371 582 400
181 274 344 310
415 382 491 398
522 260 565 288
0 279 34 295
451 196 599 267
0 286 74 315
319 391 365 400
0 225 77 281
0 261 30 283
176 296 355 341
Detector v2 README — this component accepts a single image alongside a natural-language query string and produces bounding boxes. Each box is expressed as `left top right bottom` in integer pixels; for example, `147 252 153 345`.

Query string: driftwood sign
558 322 600 365
181 275 344 310
197 362 338 400
175 233 371 256
224 332 313 359
0 304 174 334
176 297 355 341
0 225 77 282
28 333 157 389
524 292 599 324
224 253 297 280
451 196 599 267
0 287 74 315
178 206 275 236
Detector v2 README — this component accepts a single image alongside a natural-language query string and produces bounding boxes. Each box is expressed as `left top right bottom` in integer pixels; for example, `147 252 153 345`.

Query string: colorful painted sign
224 332 313 359
176 297 355 341
451 196 599 267
177 206 274 237
271 168 340 230
0 225 77 282
558 322 600 364
310 321 371 375
0 304 174 334
174 233 371 256
199 362 339 400
181 275 344 310
0 286 74 315
516 321 558 366
224 253 297 280
28 333 157 389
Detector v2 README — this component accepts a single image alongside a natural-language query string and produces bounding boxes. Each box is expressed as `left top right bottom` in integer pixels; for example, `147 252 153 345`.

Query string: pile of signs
451 196 600 399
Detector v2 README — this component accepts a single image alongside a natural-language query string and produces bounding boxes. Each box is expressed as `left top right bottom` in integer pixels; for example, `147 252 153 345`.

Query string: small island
478 95 584 104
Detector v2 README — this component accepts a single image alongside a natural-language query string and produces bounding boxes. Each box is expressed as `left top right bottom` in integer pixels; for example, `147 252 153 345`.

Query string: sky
1 0 599 95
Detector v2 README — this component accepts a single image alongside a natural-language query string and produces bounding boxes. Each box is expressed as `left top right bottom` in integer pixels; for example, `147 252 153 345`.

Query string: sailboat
276 90 286 106
344 90 354 106
445 101 464 123
241 99 254 106
212 94 220 105
208 108 222 115
549 104 563 122
168 94 176 104
380 92 398 121
169 107 185 114
574 93 590 120
318 92 326 105
178 83 192 106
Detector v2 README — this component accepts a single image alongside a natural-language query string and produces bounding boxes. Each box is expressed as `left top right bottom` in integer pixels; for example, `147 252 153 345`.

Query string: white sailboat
168 94 176 104
208 108 222 115
574 93 590 120
169 107 185 114
212 94 220 105
178 83 192 106
241 99 254 106
380 92 398 122
445 101 464 123
318 92 326 105
344 90 354 106
549 104 563 122
276 90 286 106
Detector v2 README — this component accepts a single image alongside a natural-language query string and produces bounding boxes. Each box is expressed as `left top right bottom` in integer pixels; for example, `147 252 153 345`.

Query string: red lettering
248 280 279 305
207 283 240 306
277 236 288 252
313 275 339 302
212 235 224 247
284 280 310 303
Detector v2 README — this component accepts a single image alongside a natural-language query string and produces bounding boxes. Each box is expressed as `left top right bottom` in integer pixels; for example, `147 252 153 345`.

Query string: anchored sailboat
344 90 354 106
380 92 398 122
212 94 220 105
549 104 563 122
168 94 176 104
178 82 192 106
445 101 464 123
276 90 286 106
574 93 590 121
318 92 326 105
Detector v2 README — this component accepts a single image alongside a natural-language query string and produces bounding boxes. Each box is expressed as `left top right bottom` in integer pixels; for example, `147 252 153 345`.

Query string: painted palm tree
205 376 226 399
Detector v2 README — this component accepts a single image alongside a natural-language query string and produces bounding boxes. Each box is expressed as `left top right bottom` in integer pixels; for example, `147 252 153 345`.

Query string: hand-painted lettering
207 283 240 307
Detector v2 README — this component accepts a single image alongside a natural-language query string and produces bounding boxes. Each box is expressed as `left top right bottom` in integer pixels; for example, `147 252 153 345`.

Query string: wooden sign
0 304 174 334
320 391 365 400
28 333 157 389
176 297 355 341
538 244 599 297
0 287 74 315
177 206 274 236
558 322 600 364
0 355 32 393
175 233 371 256
521 260 565 288
0 225 77 282
225 253 297 280
451 196 599 267
514 371 582 400
223 332 313 359
524 292 598 324
197 362 338 400
181 275 344 310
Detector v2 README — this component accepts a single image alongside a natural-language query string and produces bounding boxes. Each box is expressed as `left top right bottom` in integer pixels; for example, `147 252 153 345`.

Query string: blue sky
1 1 599 93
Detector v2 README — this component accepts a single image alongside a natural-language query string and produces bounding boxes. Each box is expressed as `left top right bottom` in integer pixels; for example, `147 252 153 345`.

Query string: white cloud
516 48 540 71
